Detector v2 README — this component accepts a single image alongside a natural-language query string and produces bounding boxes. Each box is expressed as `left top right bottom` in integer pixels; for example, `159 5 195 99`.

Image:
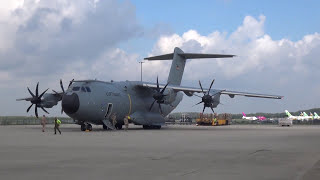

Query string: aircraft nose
62 93 80 114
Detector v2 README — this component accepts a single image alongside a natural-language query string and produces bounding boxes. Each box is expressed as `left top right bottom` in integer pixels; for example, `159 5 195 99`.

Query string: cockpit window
85 87 91 92
81 87 86 92
72 87 80 91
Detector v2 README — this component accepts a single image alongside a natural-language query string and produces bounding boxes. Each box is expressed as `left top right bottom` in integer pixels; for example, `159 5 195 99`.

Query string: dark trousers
54 125 61 134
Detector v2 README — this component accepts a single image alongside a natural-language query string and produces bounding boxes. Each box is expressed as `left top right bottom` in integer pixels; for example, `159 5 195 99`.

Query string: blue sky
119 0 320 57
131 0 319 41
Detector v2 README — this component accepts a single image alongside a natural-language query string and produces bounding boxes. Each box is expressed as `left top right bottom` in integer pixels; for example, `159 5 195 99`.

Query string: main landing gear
115 123 123 130
143 125 161 129
81 123 92 131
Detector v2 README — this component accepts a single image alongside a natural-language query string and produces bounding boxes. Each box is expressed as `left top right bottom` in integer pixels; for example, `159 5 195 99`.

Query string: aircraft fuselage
61 80 183 126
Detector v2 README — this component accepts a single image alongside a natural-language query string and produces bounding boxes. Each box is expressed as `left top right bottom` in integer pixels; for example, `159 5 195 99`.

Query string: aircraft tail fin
144 47 235 85
303 112 308 117
242 112 246 117
314 112 319 117
285 110 292 117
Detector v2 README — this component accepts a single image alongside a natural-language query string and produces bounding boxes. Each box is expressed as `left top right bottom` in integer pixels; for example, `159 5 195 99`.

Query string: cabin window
81 87 86 92
85 87 91 92
72 87 80 91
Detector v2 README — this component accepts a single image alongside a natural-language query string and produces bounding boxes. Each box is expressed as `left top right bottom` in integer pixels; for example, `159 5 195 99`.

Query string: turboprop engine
163 88 177 104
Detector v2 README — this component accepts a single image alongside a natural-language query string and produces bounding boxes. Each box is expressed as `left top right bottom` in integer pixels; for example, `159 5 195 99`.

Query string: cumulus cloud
0 0 143 115
148 15 320 80
144 15 320 113
1 4 319 116
0 0 141 78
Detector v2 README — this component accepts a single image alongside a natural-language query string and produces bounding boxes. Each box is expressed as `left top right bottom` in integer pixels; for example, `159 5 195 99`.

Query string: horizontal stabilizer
144 53 174 60
144 53 235 60
179 53 235 59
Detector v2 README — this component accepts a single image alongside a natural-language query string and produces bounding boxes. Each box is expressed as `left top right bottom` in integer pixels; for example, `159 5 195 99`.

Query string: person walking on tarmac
54 117 62 135
41 115 47 132
123 116 129 131
110 113 117 128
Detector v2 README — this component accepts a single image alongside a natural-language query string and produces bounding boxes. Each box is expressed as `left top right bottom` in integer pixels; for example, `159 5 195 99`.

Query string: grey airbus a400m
17 47 282 131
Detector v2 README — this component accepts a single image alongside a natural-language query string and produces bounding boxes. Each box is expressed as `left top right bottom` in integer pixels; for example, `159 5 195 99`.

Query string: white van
279 118 293 126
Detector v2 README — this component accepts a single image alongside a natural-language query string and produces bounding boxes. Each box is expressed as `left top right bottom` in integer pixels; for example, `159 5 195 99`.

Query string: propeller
193 79 216 114
149 76 169 114
26 82 49 118
52 79 74 114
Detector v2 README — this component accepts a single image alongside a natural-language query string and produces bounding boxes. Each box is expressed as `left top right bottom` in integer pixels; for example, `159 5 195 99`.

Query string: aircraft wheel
87 124 93 131
81 124 86 131
115 123 123 130
143 125 161 129
103 124 109 130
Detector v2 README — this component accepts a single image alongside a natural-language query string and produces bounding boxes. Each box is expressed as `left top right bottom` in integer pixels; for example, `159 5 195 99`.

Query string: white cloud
1 6 319 116
149 15 320 80
0 0 142 116
144 15 320 113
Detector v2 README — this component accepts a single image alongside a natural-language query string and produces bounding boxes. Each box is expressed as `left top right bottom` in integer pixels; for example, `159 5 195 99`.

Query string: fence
0 116 74 125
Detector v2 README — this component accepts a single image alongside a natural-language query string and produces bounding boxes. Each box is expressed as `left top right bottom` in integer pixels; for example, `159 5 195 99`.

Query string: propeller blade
38 88 49 99
158 103 163 114
41 107 49 114
149 99 156 111
52 90 59 94
68 79 74 88
193 101 203 107
202 106 206 114
210 107 215 114
36 82 39 97
35 105 38 118
156 76 160 92
60 79 65 93
199 80 205 95
27 104 33 112
160 82 170 94
208 79 215 94
27 87 35 97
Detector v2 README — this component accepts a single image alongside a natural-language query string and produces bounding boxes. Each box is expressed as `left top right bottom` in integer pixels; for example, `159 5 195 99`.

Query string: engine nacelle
39 94 60 108
163 88 177 104
211 94 221 108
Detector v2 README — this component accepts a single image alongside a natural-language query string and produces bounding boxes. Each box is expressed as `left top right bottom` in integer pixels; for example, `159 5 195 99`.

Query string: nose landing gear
81 123 92 131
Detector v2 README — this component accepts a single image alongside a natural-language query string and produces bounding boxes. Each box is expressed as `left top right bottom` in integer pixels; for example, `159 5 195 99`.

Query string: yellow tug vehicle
196 113 231 126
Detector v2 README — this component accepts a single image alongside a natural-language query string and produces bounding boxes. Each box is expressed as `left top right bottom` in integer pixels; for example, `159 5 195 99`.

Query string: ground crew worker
41 115 47 132
111 113 117 128
54 117 62 135
213 117 217 126
123 116 129 131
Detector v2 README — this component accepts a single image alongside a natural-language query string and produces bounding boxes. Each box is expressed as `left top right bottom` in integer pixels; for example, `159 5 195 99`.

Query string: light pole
139 61 144 81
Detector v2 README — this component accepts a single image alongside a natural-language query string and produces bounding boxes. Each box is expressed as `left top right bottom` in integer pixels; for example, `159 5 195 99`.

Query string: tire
143 125 150 129
103 124 109 130
115 123 123 130
81 124 86 131
143 125 161 129
87 124 93 131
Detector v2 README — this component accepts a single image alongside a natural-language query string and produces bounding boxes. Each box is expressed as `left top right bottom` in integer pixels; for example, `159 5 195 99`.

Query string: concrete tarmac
0 124 320 180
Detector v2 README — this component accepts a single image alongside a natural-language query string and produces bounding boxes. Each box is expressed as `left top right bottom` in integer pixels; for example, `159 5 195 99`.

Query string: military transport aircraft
17 47 283 131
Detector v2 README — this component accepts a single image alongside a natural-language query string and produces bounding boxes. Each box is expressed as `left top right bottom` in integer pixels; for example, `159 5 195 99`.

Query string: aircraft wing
140 83 283 99
220 90 283 99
